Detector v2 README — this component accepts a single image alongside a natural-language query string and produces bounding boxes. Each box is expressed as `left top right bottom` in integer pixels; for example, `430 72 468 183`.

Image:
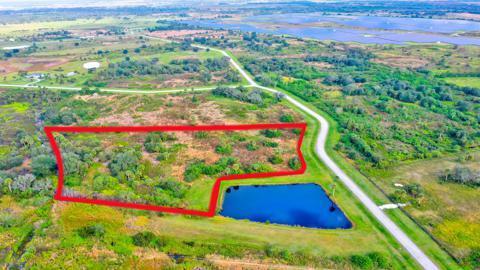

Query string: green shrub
184 160 206 182
156 152 170 161
194 131 208 139
246 163 272 173
246 141 259 151
350 254 374 269
262 129 282 138
132 231 167 249
366 252 390 268
108 149 141 177
288 157 301 170
31 155 57 177
78 224 105 238
0 213 17 228
466 248 480 269
279 114 294 123
0 155 23 170
264 244 275 257
93 174 118 192
132 231 156 247
144 141 166 153
262 140 279 148
268 155 284 165
144 132 176 153
404 183 425 198
215 143 232 155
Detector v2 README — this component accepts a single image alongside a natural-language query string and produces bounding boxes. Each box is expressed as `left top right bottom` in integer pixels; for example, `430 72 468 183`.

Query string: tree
31 155 56 177
200 71 212 83
93 174 119 191
268 155 283 164
11 174 36 193
108 150 140 177
215 143 232 155
404 183 424 198
288 157 301 170
63 152 85 176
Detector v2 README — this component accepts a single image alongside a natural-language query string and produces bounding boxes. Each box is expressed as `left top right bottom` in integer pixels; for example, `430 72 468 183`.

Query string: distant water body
249 14 480 34
184 13 480 45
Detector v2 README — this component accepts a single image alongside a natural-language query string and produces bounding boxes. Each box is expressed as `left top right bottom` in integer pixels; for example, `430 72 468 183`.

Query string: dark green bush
246 163 272 173
268 155 284 165
288 157 301 170
132 231 156 247
350 254 374 269
366 252 390 268
279 114 294 123
78 224 105 238
465 248 480 269
215 143 232 155
184 161 205 182
132 231 167 249
246 141 259 151
262 129 282 138
262 140 279 148
31 155 57 177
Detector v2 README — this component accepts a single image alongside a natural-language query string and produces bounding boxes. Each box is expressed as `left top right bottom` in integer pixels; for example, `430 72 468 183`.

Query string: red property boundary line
44 123 307 217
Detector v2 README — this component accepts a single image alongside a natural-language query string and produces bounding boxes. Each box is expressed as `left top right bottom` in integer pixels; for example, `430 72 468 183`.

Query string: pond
220 183 352 229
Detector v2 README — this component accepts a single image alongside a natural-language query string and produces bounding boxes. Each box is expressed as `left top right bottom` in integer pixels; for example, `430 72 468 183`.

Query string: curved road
211 46 439 270
0 40 438 269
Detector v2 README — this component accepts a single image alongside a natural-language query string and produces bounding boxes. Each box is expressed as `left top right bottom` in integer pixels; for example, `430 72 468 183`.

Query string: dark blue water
184 17 480 45
220 183 352 229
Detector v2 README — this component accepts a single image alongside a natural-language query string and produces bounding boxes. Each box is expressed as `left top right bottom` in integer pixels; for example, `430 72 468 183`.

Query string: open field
0 88 419 269
443 77 480 88
1 33 242 90
368 151 480 262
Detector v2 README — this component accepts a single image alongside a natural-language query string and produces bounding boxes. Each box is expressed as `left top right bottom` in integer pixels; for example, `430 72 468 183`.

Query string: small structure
379 203 407 210
2 45 30 50
25 73 44 80
66 71 77 77
83 61 100 71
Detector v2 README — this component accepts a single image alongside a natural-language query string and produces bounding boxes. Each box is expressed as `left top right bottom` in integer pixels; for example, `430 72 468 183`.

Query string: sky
0 0 267 10
0 0 169 10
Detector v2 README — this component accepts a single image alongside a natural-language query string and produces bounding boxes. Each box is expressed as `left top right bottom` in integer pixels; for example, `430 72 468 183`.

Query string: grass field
443 77 480 88
0 17 157 37
369 151 480 263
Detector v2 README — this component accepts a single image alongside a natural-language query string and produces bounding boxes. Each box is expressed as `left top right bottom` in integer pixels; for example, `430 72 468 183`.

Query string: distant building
2 45 30 50
25 73 45 80
83 61 100 71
